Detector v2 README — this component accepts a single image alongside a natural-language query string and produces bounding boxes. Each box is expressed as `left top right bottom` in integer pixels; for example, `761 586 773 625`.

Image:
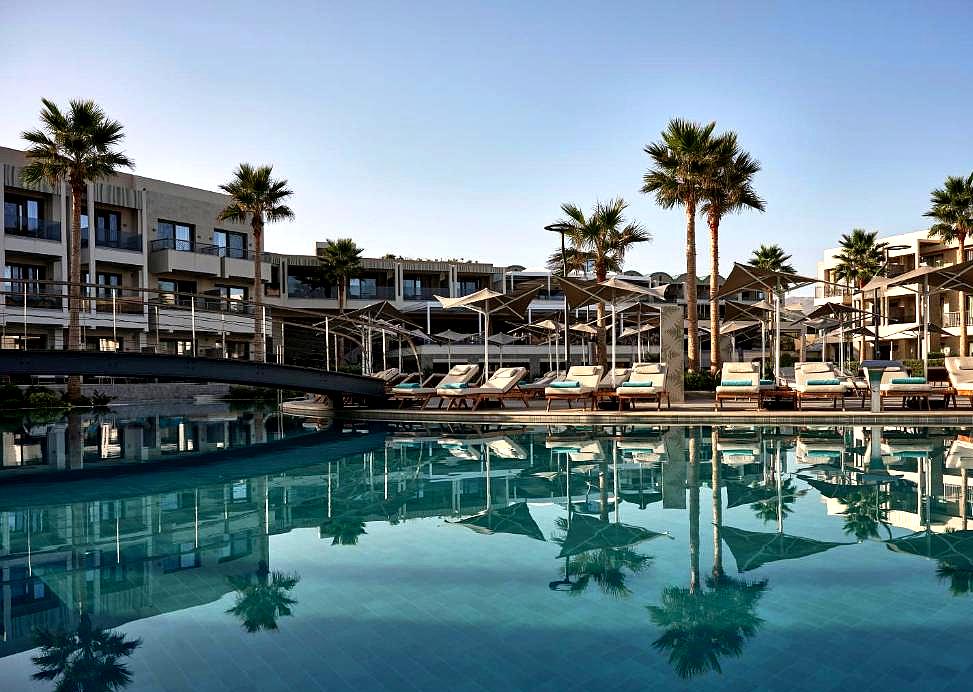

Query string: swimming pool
2 416 972 690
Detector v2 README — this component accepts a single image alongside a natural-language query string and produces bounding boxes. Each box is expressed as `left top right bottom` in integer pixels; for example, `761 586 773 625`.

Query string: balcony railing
403 287 441 301
3 216 62 242
149 237 220 255
3 288 63 310
349 285 396 300
943 312 973 328
816 284 853 299
287 284 336 300
94 289 145 314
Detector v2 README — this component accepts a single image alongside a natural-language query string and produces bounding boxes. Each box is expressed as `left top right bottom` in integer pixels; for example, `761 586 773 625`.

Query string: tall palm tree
318 238 363 310
554 198 650 368
643 118 718 371
833 229 888 360
925 172 973 355
226 562 300 632
700 133 766 372
748 244 795 274
750 478 805 524
31 613 142 691
545 247 592 277
21 99 133 400
218 163 294 363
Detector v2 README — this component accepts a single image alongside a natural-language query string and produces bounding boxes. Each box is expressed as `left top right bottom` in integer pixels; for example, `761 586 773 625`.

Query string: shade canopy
724 481 779 509
720 525 854 572
724 299 773 321
717 263 819 299
569 322 599 335
456 502 545 541
805 302 864 320
556 513 665 559
435 329 472 342
887 530 973 571
555 276 665 310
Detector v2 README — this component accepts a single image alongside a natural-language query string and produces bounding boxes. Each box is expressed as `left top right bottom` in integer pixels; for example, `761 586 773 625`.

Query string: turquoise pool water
2 415 973 690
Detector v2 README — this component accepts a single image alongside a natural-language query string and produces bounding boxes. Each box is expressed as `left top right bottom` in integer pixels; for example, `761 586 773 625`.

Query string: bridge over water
0 350 385 402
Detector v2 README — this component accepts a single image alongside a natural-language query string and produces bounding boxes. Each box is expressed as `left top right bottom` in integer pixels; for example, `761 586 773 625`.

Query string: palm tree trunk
711 429 723 581
66 179 84 400
685 201 699 371
959 237 968 356
251 218 265 363
688 433 700 595
708 213 721 373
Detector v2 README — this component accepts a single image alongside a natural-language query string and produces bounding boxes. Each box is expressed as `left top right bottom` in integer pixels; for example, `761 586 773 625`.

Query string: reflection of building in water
803 425 973 533
1 406 289 472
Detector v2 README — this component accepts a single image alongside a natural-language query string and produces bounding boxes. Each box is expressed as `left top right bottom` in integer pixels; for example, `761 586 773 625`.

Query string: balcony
3 214 62 242
348 285 396 301
149 299 269 335
4 290 63 310
219 249 272 281
94 289 145 315
403 287 441 301
943 312 973 328
148 238 221 276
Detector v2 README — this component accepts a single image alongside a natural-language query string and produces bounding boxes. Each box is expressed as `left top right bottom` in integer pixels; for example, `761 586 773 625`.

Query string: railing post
262 306 267 363
112 288 117 348
23 281 28 350
324 317 331 370
191 296 197 357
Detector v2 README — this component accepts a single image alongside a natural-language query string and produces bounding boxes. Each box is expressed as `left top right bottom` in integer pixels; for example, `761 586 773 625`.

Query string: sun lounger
544 365 604 411
793 362 846 410
517 372 557 398
616 362 669 411
715 362 761 411
945 357 973 407
390 364 480 408
436 366 529 410
866 364 932 410
596 368 631 402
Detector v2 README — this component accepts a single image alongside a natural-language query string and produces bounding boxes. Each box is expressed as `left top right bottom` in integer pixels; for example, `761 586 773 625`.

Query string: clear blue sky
2 0 971 276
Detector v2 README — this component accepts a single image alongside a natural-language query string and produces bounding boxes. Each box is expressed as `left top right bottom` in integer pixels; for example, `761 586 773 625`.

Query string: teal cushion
721 380 753 387
891 377 926 384
759 379 775 386
621 381 652 387
440 382 468 390
807 378 841 386
550 380 581 389
394 383 420 389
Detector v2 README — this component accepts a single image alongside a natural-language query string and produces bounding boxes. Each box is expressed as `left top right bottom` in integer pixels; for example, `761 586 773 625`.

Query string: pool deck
343 396 973 426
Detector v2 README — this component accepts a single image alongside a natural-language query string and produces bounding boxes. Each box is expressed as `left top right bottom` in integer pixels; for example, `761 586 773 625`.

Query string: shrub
684 370 716 391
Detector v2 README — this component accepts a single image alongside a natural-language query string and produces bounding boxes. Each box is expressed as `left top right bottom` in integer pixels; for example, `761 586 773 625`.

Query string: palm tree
839 487 892 541
21 99 133 400
317 238 364 310
833 229 888 360
317 238 363 367
319 516 367 545
545 247 592 277
925 172 973 356
643 118 718 371
565 547 652 599
218 164 294 363
750 478 806 524
936 561 973 596
749 244 795 274
226 561 300 632
700 133 766 372
553 198 650 368
31 613 141 691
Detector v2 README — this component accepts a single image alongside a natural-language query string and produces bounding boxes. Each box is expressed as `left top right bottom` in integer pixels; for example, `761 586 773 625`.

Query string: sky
2 0 972 277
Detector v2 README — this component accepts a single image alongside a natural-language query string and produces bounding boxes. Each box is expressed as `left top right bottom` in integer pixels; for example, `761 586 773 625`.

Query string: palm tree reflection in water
31 613 141 692
648 429 768 679
227 560 300 633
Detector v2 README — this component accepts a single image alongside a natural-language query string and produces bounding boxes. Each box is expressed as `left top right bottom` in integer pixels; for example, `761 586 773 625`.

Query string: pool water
2 416 973 691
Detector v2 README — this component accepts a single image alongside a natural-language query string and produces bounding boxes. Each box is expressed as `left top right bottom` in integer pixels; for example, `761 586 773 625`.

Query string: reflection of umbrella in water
556 512 665 558
724 481 778 509
887 530 973 571
720 525 853 572
454 501 545 541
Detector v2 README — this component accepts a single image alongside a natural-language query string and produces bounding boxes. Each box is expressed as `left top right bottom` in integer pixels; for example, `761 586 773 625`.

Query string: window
157 279 196 306
160 339 194 355
157 220 193 251
95 210 121 245
4 194 43 232
87 337 122 352
456 280 480 296
349 277 377 299
216 285 247 312
96 272 122 299
403 277 423 299
5 264 45 295
213 229 247 259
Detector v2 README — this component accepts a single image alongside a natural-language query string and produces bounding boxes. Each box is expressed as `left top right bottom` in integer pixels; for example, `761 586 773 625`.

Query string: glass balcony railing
82 229 143 251
403 287 440 301
3 215 62 242
149 237 220 255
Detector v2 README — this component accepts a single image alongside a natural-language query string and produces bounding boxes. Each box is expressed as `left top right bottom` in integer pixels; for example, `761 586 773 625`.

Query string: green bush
25 389 65 409
684 370 716 391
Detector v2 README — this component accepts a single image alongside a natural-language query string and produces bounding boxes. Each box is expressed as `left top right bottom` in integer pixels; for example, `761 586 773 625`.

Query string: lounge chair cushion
448 364 473 375
395 383 420 389
617 385 659 395
440 382 469 389
721 380 753 387
760 379 775 386
550 380 581 388
807 378 841 386
621 381 653 387
891 377 926 385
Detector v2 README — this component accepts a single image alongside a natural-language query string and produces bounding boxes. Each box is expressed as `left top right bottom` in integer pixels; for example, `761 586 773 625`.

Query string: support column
658 304 685 403
86 183 96 319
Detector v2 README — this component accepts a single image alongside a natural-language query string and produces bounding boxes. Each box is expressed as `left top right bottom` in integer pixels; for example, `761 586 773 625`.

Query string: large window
96 272 122 299
215 285 247 312
348 277 377 299
456 280 480 296
157 220 194 251
160 339 194 355
5 264 45 295
213 229 247 259
4 194 43 232
157 279 197 306
95 210 121 245
402 277 423 299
